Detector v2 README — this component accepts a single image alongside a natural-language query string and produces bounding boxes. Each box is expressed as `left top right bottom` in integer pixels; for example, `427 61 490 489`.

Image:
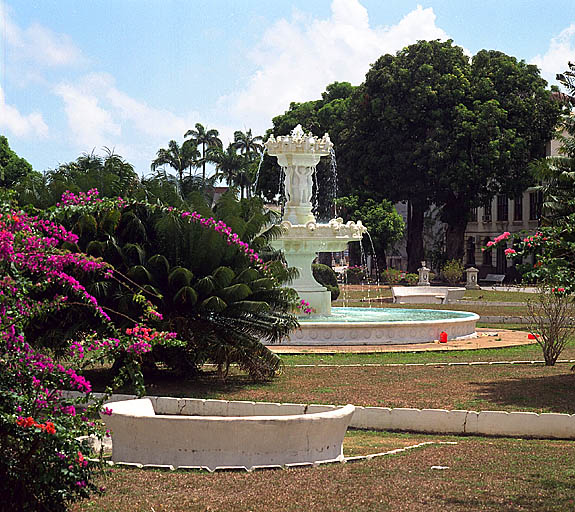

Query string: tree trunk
444 195 468 262
445 219 468 262
407 199 426 273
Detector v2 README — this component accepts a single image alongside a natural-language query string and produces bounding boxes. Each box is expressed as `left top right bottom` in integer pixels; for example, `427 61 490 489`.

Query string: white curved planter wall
101 399 355 470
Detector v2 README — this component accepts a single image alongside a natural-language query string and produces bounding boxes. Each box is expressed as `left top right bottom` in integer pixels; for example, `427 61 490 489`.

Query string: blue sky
2 0 575 175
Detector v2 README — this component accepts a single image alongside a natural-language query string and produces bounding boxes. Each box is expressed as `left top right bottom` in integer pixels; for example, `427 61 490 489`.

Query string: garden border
69 392 575 440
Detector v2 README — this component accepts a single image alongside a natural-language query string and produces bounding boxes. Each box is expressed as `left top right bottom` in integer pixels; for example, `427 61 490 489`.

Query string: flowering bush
484 227 575 364
345 265 368 285
381 268 402 285
404 272 419 286
47 191 298 381
0 198 175 509
296 299 315 315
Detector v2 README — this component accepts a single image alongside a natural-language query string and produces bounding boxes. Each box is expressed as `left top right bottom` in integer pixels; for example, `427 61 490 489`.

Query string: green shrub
345 265 368 285
312 263 340 300
381 268 402 284
404 273 419 286
440 259 464 284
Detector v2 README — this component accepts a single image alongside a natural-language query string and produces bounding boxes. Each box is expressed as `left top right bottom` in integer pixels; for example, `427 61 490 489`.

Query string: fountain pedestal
266 126 366 316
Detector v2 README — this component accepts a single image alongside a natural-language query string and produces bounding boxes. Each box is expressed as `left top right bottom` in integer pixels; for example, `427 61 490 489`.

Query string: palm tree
151 140 199 183
233 129 263 162
184 123 222 183
51 195 298 381
207 144 246 188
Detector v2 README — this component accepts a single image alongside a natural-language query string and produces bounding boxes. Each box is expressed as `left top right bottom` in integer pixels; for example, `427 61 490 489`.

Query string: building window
482 237 492 265
514 195 523 221
482 200 492 222
470 207 477 222
529 191 542 220
497 195 508 221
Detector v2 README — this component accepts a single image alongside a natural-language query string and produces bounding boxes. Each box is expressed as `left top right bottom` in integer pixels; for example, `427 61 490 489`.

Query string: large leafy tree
258 82 355 221
184 123 222 183
336 196 405 268
0 136 33 188
342 40 562 270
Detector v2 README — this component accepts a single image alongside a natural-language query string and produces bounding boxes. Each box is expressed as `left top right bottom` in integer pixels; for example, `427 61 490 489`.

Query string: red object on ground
439 331 448 343
528 333 538 340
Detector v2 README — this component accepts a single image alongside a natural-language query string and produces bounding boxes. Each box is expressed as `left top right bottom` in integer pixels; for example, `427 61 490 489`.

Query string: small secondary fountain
266 125 479 345
266 125 366 316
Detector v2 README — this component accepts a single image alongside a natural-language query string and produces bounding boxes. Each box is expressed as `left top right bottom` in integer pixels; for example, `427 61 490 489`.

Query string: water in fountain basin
300 307 477 323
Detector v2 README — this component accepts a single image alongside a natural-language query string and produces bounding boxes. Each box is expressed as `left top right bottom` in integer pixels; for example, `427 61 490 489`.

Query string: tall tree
151 139 199 183
207 143 246 191
342 40 562 270
184 123 222 183
233 129 263 161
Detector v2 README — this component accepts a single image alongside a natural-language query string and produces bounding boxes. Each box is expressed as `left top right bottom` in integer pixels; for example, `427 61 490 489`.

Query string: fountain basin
277 307 479 345
101 398 355 470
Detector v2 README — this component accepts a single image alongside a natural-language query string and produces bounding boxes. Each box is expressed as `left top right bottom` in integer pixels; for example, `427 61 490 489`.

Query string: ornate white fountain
265 125 479 345
266 125 367 316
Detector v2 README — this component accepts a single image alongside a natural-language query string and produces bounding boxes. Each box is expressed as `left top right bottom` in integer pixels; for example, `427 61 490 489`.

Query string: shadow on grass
83 366 266 399
472 372 575 413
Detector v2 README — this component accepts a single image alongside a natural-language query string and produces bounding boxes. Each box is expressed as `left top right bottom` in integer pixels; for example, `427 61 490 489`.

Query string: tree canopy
340 40 563 270
0 136 33 188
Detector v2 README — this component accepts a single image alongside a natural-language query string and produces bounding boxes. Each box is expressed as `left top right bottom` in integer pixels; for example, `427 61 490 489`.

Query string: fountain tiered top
266 125 366 316
265 124 332 157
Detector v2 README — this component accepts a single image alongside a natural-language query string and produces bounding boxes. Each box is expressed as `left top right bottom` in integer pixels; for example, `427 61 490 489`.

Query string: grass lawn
77 287 575 511
278 339 575 366
87 357 575 414
333 285 533 316
74 433 575 512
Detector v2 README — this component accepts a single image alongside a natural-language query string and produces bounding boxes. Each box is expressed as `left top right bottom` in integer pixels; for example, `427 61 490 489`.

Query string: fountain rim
299 308 480 327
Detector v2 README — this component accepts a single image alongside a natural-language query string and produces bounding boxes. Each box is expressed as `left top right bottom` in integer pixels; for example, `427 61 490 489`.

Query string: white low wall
392 286 466 304
75 392 575 442
101 398 355 470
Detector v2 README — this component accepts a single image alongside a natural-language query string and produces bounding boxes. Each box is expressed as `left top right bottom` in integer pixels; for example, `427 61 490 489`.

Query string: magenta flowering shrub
296 299 315 315
483 227 575 292
0 199 177 509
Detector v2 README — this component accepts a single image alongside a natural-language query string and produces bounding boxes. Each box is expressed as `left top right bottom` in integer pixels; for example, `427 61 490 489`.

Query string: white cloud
53 73 201 171
54 80 121 149
1 1 85 69
532 24 575 86
220 1 451 132
0 85 48 137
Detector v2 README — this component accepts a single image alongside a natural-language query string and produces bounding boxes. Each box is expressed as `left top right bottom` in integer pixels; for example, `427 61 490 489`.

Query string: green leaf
173 286 198 306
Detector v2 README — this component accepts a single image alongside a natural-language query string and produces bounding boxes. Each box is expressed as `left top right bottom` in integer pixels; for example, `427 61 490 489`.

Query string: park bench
391 286 465 305
480 274 506 286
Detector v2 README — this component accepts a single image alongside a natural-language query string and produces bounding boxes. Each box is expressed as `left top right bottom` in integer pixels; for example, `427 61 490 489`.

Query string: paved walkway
268 328 535 354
